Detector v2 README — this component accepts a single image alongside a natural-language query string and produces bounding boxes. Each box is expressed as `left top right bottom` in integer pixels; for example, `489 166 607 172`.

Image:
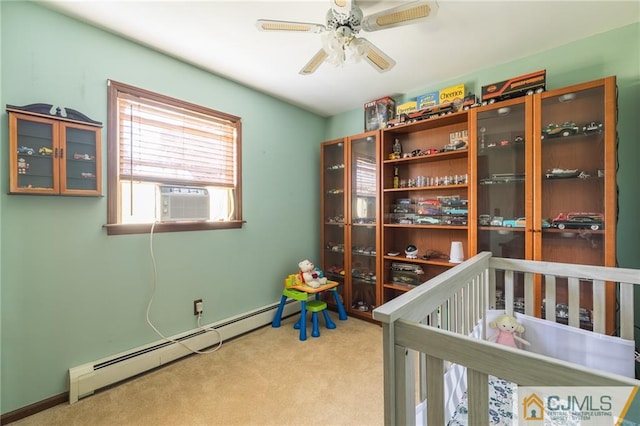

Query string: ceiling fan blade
361 1 438 32
299 49 329 75
358 38 396 73
330 0 353 16
256 19 326 33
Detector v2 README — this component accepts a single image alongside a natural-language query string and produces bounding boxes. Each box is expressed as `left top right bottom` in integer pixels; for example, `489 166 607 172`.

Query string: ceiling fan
256 0 438 75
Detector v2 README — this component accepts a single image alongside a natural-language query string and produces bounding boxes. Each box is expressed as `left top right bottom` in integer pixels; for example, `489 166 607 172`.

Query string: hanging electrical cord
146 221 222 354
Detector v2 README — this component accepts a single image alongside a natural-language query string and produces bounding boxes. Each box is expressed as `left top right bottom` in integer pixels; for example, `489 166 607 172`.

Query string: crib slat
544 275 556 321
524 271 535 315
568 277 580 328
425 354 445 426
505 270 514 316
489 267 497 310
395 344 414 426
592 279 606 334
620 282 634 339
467 369 489 426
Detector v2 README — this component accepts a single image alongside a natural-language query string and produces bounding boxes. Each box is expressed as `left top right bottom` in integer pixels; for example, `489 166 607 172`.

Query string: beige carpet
13 314 384 426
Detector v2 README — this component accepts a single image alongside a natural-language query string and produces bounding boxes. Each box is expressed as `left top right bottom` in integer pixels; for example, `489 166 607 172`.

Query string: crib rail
372 252 640 425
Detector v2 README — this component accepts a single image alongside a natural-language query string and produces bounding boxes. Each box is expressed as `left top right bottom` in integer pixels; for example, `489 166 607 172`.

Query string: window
106 80 242 235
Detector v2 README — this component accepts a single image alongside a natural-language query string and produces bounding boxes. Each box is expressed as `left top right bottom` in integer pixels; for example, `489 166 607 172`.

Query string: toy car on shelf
39 147 53 156
443 216 468 226
479 214 492 226
481 70 546 104
17 146 35 155
73 153 95 160
545 168 581 179
480 173 526 184
442 206 468 216
583 121 603 134
416 200 441 215
442 139 468 152
502 217 551 228
552 212 604 230
490 216 504 226
414 216 441 225
542 121 580 139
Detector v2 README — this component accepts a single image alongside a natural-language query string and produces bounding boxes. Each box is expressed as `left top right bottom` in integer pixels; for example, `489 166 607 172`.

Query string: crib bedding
447 376 515 425
447 377 583 426
432 311 634 425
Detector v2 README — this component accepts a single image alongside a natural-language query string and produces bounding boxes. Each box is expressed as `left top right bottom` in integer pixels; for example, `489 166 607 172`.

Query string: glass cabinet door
63 124 99 192
475 97 531 260
14 116 56 193
538 81 612 266
349 133 378 313
321 139 346 307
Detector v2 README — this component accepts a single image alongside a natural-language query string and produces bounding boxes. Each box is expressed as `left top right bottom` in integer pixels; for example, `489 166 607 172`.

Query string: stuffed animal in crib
488 314 530 348
298 259 327 288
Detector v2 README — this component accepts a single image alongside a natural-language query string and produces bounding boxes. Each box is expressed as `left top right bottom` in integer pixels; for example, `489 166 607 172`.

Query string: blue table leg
331 289 348 320
298 300 307 341
271 294 287 328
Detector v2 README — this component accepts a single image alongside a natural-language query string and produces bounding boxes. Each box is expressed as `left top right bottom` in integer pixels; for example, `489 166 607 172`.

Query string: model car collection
392 197 469 226
478 213 603 231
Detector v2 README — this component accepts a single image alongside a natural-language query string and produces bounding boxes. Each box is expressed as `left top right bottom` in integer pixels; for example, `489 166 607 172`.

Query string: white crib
372 252 640 425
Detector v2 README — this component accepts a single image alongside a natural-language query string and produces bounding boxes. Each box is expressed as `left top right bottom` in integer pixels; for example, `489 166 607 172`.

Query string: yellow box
396 101 418 116
439 84 465 105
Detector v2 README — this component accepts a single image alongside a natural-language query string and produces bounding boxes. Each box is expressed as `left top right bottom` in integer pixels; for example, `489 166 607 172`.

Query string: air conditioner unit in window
157 185 210 222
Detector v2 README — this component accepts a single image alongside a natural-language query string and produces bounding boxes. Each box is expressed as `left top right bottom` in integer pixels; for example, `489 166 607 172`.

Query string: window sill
104 220 244 235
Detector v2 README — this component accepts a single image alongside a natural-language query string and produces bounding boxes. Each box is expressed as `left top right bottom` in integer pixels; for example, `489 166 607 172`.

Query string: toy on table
488 314 530 348
298 259 327 289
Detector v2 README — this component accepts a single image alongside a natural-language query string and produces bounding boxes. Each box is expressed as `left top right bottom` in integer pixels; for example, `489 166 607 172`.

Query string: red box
364 96 396 131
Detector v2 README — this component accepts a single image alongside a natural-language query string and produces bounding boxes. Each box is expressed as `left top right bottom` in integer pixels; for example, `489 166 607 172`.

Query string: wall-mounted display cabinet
470 76 617 331
320 131 381 320
7 103 102 196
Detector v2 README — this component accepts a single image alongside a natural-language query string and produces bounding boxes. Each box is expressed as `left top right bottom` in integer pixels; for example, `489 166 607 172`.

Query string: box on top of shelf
364 96 396 131
417 91 439 110
396 101 418 116
439 83 465 105
481 69 546 103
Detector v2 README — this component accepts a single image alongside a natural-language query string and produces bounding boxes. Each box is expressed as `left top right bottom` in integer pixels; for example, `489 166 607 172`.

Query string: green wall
1 1 639 416
326 23 640 271
0 2 326 413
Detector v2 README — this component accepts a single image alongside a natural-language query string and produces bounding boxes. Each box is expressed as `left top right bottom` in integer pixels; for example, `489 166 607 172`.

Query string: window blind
117 94 237 187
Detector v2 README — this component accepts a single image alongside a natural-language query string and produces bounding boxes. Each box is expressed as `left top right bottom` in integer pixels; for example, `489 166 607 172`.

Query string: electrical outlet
194 299 203 316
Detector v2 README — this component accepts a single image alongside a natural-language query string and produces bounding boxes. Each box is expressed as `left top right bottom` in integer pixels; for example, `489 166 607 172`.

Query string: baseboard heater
68 299 300 403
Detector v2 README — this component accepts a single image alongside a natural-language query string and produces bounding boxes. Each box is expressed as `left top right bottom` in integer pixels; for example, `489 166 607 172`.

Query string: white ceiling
39 0 639 117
